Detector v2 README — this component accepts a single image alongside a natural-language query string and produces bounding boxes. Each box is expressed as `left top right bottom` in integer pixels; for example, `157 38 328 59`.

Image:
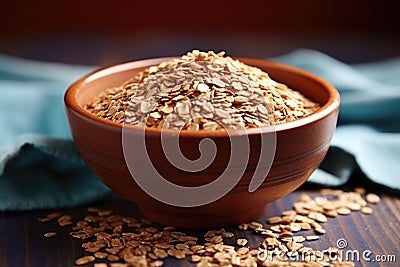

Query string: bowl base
139 204 268 229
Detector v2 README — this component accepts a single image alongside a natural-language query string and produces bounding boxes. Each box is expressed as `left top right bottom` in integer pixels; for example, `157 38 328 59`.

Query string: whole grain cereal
365 193 380 204
40 188 380 266
84 50 320 131
43 232 57 238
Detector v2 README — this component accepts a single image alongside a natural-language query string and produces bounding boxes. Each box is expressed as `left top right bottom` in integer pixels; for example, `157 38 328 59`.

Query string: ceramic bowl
64 57 340 229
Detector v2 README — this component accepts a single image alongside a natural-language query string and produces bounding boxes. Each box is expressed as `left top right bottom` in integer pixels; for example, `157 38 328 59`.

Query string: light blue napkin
1 49 399 211
272 49 400 191
0 54 110 210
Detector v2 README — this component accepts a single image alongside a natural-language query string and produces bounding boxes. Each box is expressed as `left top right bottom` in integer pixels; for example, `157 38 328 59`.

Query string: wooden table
1 185 398 267
0 32 399 267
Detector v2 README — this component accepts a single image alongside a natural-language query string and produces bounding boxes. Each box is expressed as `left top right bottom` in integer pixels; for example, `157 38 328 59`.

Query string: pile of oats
84 50 320 131
40 188 379 266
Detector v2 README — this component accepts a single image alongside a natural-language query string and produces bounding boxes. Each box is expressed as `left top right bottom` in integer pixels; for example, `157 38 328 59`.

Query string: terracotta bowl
64 57 340 229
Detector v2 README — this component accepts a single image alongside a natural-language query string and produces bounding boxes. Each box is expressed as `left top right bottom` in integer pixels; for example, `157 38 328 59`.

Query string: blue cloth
272 50 400 191
1 49 399 211
0 54 110 210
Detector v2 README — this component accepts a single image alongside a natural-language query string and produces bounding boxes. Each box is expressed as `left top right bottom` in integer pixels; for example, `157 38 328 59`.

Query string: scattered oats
248 221 264 230
308 212 328 223
168 248 186 259
320 188 344 196
354 187 366 195
270 225 282 233
38 212 62 222
237 246 250 255
222 231 234 238
336 207 351 215
238 223 248 230
366 193 380 204
236 238 248 246
268 216 282 224
40 187 382 266
97 210 113 217
346 202 362 211
310 221 322 230
153 248 168 259
324 209 338 217
306 235 320 241
282 210 297 216
43 232 57 238
293 236 306 243
107 254 120 262
210 235 223 244
361 206 373 215
357 198 368 207
279 231 293 238
281 225 293 232
298 222 312 231
150 260 164 267
290 223 302 232
94 251 108 259
163 226 175 231
75 255 95 265
191 255 202 262
299 194 312 202
57 215 73 226
314 228 326 235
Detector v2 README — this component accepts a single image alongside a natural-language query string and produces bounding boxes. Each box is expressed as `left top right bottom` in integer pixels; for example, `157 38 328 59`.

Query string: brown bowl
64 57 339 229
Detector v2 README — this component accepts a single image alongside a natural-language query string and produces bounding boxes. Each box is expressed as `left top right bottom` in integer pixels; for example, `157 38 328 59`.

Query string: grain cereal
40 188 380 266
85 50 320 131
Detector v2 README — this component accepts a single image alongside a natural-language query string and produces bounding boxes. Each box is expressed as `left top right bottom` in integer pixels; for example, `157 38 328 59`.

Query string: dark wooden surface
1 187 399 267
1 6 399 264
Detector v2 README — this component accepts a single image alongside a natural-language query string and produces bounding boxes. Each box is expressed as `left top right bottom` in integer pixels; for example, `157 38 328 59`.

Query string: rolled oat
40 188 378 266
85 50 320 131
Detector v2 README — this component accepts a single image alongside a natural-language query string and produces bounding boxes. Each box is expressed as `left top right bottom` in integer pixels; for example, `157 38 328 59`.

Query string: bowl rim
65 56 340 138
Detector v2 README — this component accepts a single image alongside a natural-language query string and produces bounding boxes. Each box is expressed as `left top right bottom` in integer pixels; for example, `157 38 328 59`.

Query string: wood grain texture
0 189 398 267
